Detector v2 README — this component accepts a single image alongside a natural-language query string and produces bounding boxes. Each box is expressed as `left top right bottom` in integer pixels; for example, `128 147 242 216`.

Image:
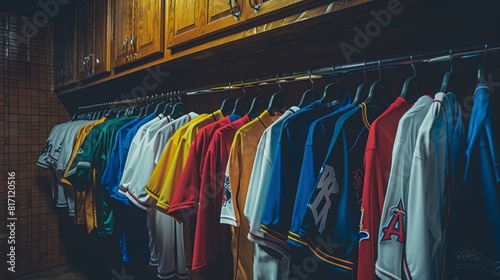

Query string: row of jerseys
37 82 499 280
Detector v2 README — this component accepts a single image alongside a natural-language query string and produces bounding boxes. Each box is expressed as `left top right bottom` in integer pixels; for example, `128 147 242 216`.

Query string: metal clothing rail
76 91 182 110
184 43 499 96
76 43 498 110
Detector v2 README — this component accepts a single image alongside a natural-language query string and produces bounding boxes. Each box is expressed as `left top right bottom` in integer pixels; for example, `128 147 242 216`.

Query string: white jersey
220 163 236 226
38 122 68 169
376 95 433 280
124 113 197 208
56 121 91 178
244 107 298 280
119 115 164 195
39 120 89 216
154 208 187 279
405 92 463 280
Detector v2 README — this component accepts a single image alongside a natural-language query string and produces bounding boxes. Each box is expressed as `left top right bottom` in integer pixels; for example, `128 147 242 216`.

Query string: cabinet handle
248 0 260 13
122 38 128 53
228 0 241 20
89 54 95 76
132 33 138 59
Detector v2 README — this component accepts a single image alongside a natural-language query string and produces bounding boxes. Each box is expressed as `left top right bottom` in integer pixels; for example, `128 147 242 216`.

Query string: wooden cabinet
112 0 164 68
168 0 244 47
91 0 110 77
167 0 316 48
244 0 304 19
54 9 77 88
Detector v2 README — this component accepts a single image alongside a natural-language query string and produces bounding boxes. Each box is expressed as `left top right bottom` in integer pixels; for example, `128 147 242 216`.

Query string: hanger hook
240 80 246 95
255 76 262 92
363 60 367 83
378 57 382 80
308 69 315 89
449 49 453 72
331 63 339 83
228 81 234 97
410 54 416 76
483 43 488 64
276 73 282 93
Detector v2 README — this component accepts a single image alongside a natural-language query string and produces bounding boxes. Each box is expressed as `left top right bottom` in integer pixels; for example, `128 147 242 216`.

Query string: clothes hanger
400 54 421 102
478 44 488 84
144 95 158 116
220 87 236 116
298 70 321 108
365 58 388 105
170 91 187 119
138 96 150 117
321 65 344 104
231 81 251 116
154 93 167 115
246 80 268 118
353 61 370 105
162 92 174 116
440 49 453 93
267 74 288 115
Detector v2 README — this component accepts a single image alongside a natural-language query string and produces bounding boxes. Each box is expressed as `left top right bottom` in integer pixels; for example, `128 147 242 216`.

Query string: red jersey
358 97 409 280
191 116 250 273
168 115 234 223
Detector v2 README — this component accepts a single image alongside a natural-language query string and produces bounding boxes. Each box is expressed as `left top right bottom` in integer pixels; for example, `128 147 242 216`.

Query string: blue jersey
260 101 333 256
445 84 500 280
102 114 156 205
100 114 156 264
298 102 386 278
288 95 354 247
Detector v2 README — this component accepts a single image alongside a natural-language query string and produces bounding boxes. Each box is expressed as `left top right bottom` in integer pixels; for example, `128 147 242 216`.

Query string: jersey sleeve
220 141 240 226
65 126 100 192
155 134 188 211
405 100 446 280
165 141 201 222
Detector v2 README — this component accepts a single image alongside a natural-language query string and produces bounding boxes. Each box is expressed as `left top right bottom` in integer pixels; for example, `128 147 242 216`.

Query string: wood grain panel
92 0 110 76
202 0 244 35
113 0 134 67
246 0 303 19
76 1 90 80
167 0 202 47
134 0 164 60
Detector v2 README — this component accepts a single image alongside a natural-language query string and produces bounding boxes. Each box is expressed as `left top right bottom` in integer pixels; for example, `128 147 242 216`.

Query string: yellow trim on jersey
307 242 353 271
359 102 371 129
474 85 489 95
259 227 288 245
260 224 288 241
305 237 354 269
144 186 160 200
287 231 307 246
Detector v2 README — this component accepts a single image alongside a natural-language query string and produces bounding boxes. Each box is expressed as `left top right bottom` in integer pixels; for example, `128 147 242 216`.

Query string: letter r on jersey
309 165 340 233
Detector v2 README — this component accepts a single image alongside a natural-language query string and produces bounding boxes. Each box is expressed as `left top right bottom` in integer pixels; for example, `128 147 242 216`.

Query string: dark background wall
0 12 70 280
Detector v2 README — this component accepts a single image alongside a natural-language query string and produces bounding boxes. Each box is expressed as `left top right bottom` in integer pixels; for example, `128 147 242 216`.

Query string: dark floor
14 265 91 280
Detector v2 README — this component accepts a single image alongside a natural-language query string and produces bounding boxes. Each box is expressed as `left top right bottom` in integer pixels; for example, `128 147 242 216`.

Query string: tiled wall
0 13 70 279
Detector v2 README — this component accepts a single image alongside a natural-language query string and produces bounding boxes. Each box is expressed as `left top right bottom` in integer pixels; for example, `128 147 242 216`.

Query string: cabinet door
113 0 134 67
245 0 303 19
91 0 110 77
133 0 164 60
55 10 76 88
167 0 201 47
76 1 91 81
203 0 244 34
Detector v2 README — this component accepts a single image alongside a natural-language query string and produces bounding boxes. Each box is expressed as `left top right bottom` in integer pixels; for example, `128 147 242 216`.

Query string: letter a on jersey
309 165 340 233
380 199 406 244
